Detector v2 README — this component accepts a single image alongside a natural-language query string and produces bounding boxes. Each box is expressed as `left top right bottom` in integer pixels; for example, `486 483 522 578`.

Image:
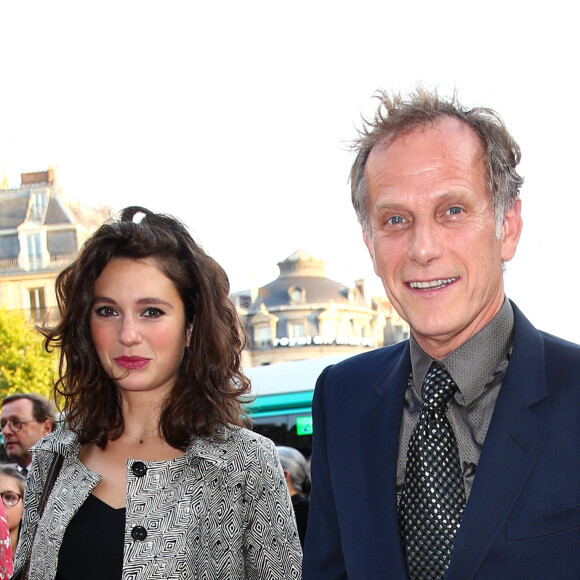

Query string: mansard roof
0 192 29 228
253 249 367 310
0 170 109 267
0 180 107 233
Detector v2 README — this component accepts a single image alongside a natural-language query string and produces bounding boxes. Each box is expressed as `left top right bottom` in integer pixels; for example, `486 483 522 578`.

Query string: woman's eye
95 306 117 317
142 307 164 318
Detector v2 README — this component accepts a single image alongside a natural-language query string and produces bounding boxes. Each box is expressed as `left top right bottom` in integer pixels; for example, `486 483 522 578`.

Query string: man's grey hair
350 87 524 237
277 446 310 494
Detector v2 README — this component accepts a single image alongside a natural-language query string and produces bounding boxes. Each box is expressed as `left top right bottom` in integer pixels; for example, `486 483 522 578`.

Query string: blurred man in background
1 394 56 476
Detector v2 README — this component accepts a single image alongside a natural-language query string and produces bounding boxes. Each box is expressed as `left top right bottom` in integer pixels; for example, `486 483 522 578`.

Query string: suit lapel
360 343 411 578
447 304 550 580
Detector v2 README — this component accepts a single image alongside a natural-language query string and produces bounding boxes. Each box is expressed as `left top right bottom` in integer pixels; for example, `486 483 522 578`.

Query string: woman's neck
10 527 18 556
120 395 163 441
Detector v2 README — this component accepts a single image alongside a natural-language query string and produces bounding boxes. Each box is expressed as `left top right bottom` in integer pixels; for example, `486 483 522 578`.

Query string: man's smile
408 277 459 290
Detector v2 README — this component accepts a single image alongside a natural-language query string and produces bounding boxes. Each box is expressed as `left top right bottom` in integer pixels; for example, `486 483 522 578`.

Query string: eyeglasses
0 418 37 433
0 491 22 507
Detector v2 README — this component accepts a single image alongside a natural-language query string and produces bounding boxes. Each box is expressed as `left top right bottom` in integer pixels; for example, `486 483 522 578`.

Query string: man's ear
42 419 53 436
501 197 523 263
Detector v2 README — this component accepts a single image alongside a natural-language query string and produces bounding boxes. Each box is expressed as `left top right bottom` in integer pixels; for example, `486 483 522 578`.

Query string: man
303 89 580 579
1 393 56 475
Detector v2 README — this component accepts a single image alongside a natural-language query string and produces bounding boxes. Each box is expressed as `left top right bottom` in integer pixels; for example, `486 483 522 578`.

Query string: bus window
252 413 312 458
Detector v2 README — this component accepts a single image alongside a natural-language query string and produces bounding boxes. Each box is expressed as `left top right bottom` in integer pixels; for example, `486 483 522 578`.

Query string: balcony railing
27 306 60 326
0 254 75 273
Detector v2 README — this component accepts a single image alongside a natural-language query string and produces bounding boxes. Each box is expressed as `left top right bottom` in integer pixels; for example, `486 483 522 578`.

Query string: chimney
20 167 56 186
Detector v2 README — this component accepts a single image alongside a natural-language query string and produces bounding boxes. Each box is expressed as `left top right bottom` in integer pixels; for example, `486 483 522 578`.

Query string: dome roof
257 275 350 308
254 250 365 310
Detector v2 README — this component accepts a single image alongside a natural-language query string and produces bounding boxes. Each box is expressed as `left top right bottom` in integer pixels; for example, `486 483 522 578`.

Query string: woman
0 498 12 579
14 207 302 579
0 464 25 555
277 446 310 548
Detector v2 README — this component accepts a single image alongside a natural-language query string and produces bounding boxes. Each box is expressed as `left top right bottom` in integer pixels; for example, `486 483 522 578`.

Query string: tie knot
421 361 458 411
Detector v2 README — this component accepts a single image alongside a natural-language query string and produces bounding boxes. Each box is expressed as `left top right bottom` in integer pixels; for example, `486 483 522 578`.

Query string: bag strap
37 453 64 516
13 453 64 580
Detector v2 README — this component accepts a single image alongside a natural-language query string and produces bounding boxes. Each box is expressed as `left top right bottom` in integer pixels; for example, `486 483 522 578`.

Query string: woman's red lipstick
114 356 150 369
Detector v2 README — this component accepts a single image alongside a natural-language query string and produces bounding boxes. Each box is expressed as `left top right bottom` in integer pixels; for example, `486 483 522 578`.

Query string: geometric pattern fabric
398 361 466 580
15 427 302 579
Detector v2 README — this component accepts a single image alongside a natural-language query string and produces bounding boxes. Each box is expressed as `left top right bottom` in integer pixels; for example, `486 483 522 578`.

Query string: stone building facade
234 249 408 366
0 168 109 324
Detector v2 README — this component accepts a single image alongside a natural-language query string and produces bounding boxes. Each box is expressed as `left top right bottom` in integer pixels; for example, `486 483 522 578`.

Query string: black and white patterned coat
14 427 302 579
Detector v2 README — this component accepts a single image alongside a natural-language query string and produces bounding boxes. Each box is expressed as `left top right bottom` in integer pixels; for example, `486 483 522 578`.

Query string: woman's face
90 258 190 399
0 475 23 533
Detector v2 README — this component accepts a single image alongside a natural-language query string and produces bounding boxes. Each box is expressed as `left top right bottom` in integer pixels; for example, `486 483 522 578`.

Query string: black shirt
55 494 125 580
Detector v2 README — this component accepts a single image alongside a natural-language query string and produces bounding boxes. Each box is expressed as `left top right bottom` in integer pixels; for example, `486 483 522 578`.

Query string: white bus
243 354 353 457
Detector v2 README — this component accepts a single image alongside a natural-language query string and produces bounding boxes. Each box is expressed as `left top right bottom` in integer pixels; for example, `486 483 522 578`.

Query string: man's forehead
366 117 488 189
373 117 484 158
1 399 34 417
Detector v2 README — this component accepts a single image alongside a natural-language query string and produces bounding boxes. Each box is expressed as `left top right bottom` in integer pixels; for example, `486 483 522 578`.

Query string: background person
14 206 302 580
0 499 12 578
0 393 57 476
0 464 25 555
303 88 580 579
277 445 310 547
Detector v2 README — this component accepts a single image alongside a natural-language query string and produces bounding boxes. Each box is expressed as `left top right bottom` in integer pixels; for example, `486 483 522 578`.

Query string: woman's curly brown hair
43 206 250 450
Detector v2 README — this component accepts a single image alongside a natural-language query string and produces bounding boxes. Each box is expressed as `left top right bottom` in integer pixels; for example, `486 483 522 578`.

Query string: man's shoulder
539 329 580 353
538 329 580 372
319 340 409 388
511 303 580 390
512 301 580 364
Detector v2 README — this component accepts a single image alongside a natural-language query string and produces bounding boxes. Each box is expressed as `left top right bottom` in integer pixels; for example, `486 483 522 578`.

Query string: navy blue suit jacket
303 303 580 579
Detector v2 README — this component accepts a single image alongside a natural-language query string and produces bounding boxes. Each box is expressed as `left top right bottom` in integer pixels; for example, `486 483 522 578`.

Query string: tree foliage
0 308 57 400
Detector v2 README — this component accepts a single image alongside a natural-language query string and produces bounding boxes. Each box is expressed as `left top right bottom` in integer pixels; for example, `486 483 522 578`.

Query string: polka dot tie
398 362 466 580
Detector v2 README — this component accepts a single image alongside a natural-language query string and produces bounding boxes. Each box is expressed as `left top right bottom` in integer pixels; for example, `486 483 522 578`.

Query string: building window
256 326 271 348
29 287 46 322
288 322 306 338
26 233 42 269
27 233 41 257
288 286 305 304
238 295 251 309
29 193 47 222
321 320 337 340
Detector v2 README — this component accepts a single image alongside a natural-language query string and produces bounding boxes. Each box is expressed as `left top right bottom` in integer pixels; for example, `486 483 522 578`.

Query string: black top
291 493 310 548
55 493 125 579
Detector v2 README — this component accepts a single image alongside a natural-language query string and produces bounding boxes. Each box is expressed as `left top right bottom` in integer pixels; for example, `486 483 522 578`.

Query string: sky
1 1 579 342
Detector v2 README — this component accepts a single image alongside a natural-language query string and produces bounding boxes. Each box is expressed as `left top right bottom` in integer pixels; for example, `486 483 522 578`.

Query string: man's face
363 117 522 359
0 399 52 469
